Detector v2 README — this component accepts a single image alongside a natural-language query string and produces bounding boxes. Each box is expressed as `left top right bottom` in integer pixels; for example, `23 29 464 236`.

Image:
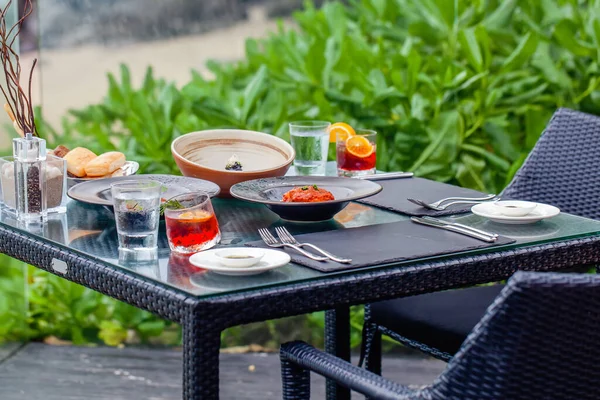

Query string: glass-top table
2 197 600 299
3 170 600 400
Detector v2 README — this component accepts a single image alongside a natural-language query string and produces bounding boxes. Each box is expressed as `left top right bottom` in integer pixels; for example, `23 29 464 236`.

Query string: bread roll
63 147 97 177
52 145 70 158
84 151 126 177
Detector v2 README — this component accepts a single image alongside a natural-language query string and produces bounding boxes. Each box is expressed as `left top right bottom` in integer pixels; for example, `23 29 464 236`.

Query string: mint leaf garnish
160 199 184 215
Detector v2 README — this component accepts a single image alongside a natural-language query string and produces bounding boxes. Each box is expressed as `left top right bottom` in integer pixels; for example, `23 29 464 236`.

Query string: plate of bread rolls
50 145 139 188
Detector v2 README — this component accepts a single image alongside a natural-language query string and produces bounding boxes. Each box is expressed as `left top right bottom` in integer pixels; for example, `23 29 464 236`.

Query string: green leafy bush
0 253 176 345
0 257 29 341
41 0 600 193
4 0 600 346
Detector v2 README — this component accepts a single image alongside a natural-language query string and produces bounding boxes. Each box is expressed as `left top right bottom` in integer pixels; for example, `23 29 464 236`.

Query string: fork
258 228 328 261
408 194 498 211
275 227 352 264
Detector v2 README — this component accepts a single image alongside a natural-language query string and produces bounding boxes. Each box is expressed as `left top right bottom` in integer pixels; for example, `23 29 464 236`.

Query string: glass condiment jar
13 133 47 221
46 154 67 214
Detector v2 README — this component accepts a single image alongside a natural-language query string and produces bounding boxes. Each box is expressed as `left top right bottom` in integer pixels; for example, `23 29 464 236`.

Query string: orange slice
329 122 355 143
346 136 374 158
178 210 213 223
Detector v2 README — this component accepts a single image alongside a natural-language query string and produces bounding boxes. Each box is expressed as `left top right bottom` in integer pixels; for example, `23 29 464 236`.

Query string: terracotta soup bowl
171 129 295 196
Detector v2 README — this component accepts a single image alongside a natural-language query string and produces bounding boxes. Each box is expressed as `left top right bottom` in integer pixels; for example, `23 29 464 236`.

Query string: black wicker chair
283 271 600 400
360 108 600 370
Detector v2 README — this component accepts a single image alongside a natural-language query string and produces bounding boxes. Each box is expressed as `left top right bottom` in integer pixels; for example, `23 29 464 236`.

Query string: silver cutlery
410 217 498 242
421 216 499 239
408 194 498 211
275 227 352 264
258 228 328 261
357 172 414 181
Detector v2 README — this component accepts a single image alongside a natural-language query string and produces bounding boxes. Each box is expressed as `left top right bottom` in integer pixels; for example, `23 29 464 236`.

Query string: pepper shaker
13 132 47 221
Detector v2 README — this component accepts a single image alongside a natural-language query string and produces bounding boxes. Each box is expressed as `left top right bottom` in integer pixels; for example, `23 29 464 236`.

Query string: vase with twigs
0 0 36 138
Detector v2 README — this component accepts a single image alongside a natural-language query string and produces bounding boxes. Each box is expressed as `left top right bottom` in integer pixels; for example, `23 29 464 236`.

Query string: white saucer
189 248 291 276
471 202 560 224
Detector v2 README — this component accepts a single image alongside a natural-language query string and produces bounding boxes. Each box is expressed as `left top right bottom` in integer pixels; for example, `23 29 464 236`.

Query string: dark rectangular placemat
357 177 490 216
247 220 514 273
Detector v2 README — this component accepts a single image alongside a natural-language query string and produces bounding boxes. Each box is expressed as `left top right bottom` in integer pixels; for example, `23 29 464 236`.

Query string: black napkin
357 177 490 216
247 219 514 273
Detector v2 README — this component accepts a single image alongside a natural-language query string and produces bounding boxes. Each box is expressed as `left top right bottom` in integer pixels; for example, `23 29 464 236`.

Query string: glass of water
111 180 161 255
289 121 331 176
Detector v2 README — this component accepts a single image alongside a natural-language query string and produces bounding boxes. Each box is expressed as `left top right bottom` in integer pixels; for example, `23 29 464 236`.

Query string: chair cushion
370 284 504 355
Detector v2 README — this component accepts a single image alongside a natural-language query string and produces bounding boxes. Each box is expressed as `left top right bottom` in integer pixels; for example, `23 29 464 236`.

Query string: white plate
67 161 140 188
471 202 560 224
189 248 291 276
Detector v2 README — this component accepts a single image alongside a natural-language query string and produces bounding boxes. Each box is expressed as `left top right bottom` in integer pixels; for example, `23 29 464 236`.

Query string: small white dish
189 248 291 276
472 202 560 225
214 248 265 268
493 200 537 217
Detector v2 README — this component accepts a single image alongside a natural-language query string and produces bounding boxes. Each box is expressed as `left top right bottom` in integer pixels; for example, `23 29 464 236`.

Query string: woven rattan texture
199 238 600 333
282 272 600 400
281 349 312 400
426 272 600 400
182 309 221 399
0 225 188 323
5 111 600 400
503 108 600 219
281 341 413 400
362 107 600 367
5 219 597 331
324 309 352 399
4 221 600 400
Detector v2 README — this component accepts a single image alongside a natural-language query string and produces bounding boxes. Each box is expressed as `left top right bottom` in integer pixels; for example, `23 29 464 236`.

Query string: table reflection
69 225 170 258
452 214 562 239
189 268 294 293
119 248 161 280
166 252 198 292
5 193 600 298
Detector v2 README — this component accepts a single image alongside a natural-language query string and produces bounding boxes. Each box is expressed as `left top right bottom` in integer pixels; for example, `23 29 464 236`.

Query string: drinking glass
336 129 377 177
289 121 331 176
111 180 161 254
164 191 221 254
0 156 16 211
46 154 68 214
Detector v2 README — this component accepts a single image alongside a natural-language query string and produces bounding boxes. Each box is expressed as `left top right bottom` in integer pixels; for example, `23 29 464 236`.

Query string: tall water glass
289 121 331 176
111 180 161 255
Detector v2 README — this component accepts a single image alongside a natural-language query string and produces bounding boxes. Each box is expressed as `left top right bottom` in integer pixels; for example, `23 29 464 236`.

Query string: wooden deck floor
0 343 445 399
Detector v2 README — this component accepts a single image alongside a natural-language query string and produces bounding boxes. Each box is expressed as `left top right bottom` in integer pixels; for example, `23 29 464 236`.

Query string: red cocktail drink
336 129 377 177
163 192 221 254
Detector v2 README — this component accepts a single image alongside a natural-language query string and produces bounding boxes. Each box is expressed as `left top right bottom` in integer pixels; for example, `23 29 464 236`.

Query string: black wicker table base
3 221 600 399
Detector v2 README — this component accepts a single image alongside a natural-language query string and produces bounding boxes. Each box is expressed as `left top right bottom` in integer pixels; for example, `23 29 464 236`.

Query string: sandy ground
0 6 286 149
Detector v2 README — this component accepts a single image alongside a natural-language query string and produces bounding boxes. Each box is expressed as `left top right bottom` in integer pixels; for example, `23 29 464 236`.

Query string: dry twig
0 0 36 136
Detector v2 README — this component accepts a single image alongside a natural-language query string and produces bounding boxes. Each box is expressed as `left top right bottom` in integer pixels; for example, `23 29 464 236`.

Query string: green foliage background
3 0 600 347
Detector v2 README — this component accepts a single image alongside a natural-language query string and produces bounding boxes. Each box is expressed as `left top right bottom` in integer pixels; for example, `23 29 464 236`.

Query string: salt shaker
13 133 47 221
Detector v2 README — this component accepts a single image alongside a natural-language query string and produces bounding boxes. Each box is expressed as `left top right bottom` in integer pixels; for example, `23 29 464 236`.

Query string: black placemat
247 220 515 273
357 177 490 216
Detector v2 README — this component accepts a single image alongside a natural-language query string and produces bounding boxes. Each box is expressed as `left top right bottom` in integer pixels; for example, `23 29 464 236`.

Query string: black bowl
229 176 382 222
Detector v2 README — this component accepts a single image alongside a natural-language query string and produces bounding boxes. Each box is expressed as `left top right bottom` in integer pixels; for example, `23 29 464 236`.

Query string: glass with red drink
336 129 377 177
164 192 221 254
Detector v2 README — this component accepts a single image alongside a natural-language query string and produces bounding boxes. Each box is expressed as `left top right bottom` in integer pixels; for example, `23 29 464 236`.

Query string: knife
411 216 498 243
421 216 499 239
357 172 414 181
